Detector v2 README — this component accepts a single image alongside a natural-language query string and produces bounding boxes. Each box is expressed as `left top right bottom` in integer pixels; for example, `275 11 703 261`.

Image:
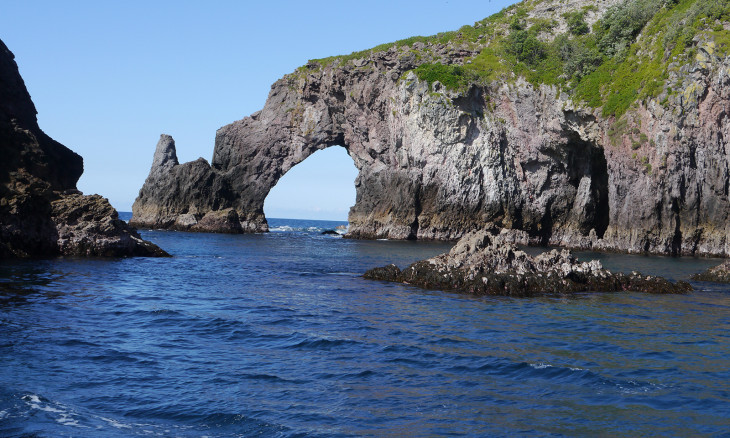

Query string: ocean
1 216 729 437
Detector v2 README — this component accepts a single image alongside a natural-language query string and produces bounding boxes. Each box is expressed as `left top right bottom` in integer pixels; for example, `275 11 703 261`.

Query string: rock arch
132 53 444 238
263 145 357 220
131 60 614 244
131 42 730 256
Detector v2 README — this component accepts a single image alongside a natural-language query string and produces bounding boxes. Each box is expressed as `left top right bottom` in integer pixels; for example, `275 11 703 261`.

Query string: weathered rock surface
691 260 730 283
52 194 166 257
0 39 167 258
129 135 251 233
364 229 692 297
133 0 730 257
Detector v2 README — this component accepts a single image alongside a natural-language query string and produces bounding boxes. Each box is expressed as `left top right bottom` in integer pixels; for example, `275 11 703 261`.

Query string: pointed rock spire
151 134 179 172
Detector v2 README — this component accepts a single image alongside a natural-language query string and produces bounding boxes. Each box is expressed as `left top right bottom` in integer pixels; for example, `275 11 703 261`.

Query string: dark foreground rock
0 39 167 258
364 229 692 297
691 261 730 283
52 194 167 257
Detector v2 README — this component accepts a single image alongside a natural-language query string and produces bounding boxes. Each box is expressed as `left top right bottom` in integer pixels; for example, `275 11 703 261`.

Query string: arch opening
263 146 358 221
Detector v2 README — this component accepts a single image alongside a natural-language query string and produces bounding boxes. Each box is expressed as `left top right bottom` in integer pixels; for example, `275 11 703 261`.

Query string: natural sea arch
263 146 358 221
132 28 730 255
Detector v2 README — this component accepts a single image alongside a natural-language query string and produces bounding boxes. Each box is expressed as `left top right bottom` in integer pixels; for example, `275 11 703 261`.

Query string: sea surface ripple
1 217 729 437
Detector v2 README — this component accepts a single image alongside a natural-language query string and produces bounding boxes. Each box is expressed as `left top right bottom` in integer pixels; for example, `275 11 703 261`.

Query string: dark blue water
1 216 730 437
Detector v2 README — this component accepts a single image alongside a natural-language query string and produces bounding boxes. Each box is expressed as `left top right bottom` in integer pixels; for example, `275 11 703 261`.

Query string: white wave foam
530 362 584 372
23 394 85 428
57 413 80 427
618 380 661 395
24 394 63 413
23 394 40 403
100 416 133 429
530 362 552 369
270 226 294 232
18 394 202 434
0 410 8 419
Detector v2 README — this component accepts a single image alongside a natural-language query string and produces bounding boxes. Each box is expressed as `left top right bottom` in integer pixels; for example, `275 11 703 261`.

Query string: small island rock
691 260 730 283
364 229 692 297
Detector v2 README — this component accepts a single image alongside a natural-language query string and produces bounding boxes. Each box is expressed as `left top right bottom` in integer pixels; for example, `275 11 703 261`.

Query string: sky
1 0 518 220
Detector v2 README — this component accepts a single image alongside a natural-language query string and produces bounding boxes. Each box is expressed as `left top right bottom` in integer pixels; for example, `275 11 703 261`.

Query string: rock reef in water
133 0 730 257
691 260 730 283
364 228 692 297
0 39 167 258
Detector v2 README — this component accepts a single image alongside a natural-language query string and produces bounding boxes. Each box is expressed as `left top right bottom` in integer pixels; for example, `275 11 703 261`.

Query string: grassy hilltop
305 0 730 118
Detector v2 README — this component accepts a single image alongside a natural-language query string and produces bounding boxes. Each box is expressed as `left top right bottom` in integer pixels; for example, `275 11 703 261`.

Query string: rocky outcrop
364 228 692 296
51 194 166 257
132 0 730 257
129 135 251 233
691 261 730 283
0 39 167 258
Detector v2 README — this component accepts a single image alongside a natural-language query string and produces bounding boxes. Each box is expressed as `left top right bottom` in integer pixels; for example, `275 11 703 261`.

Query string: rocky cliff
0 39 167 258
132 0 730 257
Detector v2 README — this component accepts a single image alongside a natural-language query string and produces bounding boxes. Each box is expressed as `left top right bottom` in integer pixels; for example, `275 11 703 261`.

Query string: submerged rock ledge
364 229 692 297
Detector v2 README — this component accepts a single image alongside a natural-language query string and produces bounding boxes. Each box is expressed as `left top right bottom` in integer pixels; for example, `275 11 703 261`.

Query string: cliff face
0 39 167 258
132 0 730 256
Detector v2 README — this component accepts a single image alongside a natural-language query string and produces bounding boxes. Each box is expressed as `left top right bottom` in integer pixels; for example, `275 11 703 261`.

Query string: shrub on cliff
556 35 602 79
595 0 664 58
564 11 590 36
506 29 547 66
414 63 480 91
308 0 729 118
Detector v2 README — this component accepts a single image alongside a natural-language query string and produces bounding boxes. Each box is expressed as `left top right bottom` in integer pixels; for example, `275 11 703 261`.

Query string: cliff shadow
565 131 610 240
524 131 610 246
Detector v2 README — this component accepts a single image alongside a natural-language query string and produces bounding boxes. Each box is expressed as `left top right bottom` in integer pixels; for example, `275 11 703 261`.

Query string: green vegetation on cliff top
303 0 730 118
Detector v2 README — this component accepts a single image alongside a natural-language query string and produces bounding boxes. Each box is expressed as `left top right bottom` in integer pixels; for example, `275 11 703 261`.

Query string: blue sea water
1 215 730 437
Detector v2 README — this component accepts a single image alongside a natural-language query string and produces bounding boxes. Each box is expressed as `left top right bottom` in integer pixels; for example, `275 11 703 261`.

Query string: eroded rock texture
691 260 730 283
0 39 167 258
130 135 246 233
364 228 692 297
132 1 730 256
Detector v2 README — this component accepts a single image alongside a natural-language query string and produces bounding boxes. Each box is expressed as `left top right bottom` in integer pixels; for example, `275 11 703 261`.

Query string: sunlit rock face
132 0 730 256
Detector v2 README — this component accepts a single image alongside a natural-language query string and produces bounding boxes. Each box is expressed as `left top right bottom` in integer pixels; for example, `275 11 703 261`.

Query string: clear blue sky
1 0 518 220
